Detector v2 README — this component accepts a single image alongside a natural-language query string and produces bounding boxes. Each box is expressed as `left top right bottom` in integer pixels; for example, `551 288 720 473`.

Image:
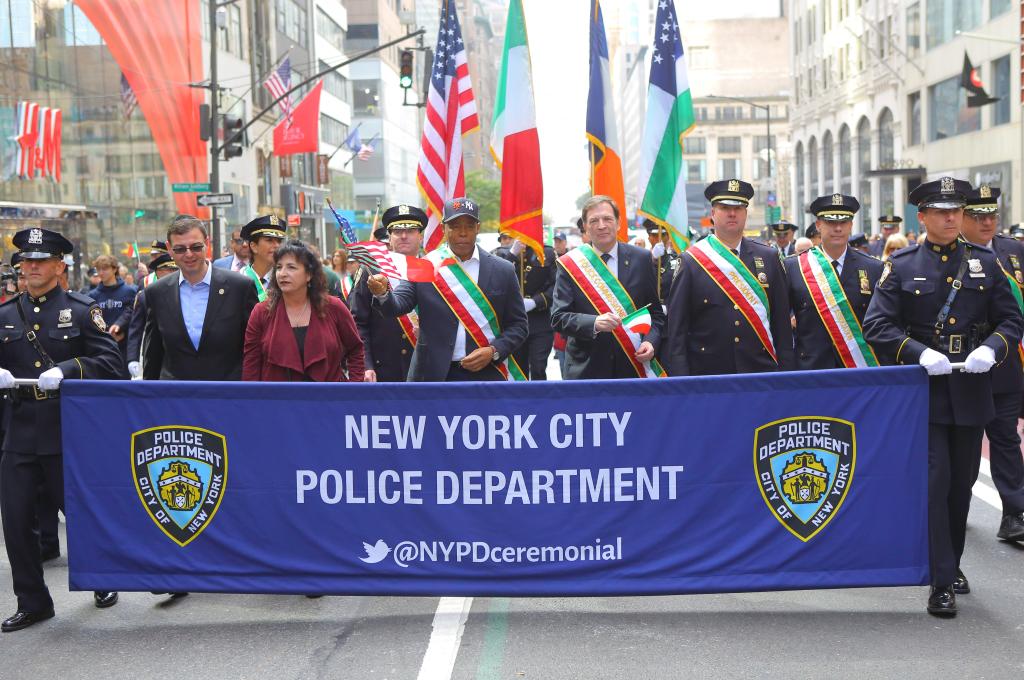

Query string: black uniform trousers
513 329 554 381
985 391 1024 515
1 452 64 612
928 424 984 586
445 363 505 382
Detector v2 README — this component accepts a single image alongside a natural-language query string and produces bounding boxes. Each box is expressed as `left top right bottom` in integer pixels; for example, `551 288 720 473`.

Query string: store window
929 76 980 140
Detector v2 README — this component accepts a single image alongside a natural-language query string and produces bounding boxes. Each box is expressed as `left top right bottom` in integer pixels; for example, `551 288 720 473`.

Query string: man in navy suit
212 228 249 272
367 198 528 382
551 195 665 380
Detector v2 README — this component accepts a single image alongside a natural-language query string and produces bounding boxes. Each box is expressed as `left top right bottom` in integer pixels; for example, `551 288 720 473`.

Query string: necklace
285 299 310 327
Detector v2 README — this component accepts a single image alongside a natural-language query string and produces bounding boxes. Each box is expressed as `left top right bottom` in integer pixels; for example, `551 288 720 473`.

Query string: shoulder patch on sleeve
878 260 893 286
90 306 107 332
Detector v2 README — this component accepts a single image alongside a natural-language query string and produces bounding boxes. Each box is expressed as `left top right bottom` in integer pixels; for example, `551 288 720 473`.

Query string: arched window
878 109 895 216
856 117 872 229
822 131 834 191
808 136 818 195
838 125 851 195
795 141 805 216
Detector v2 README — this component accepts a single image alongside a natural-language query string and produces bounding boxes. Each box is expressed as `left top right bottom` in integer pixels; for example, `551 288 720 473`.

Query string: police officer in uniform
959 184 1024 542
863 177 1023 617
787 194 883 370
666 179 794 376
494 234 557 380
869 215 903 258
771 221 799 256
0 228 123 632
642 220 678 307
349 205 426 382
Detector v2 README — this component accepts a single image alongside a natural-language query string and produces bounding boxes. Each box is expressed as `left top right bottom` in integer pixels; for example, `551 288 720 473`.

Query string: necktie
731 248 739 256
831 260 840 275
601 253 611 263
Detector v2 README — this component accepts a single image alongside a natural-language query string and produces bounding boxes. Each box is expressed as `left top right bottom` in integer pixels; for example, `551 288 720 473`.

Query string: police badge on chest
57 308 73 328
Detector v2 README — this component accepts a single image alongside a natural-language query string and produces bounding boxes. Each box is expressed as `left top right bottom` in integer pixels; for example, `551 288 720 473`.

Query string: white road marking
973 456 1001 510
416 597 473 680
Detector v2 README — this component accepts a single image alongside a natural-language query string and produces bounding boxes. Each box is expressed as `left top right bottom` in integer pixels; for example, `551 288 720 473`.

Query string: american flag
263 56 294 125
347 240 403 278
416 0 479 252
120 73 138 120
357 139 376 161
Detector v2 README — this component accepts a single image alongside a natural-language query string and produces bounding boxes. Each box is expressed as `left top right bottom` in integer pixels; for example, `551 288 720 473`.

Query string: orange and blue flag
586 0 627 242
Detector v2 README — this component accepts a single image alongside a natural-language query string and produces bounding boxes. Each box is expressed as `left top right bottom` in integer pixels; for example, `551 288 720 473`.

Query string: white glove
964 345 996 374
128 361 141 379
38 366 63 391
0 368 14 389
918 348 952 376
509 240 525 256
651 243 666 259
523 297 537 313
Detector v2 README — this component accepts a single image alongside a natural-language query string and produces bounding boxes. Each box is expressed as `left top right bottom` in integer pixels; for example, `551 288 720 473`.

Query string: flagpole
341 133 379 167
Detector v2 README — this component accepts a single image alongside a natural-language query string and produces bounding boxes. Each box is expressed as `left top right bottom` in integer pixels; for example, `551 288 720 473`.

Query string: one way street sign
197 193 235 207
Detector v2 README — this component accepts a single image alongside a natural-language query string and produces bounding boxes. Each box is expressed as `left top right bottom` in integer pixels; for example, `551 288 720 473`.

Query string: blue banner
62 368 929 595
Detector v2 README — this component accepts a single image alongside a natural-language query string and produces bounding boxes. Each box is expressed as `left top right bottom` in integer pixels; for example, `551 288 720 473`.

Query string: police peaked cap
148 252 177 270
241 214 287 241
13 227 74 260
770 221 798 233
810 193 860 221
909 177 972 209
383 204 428 231
965 185 1001 214
704 179 754 206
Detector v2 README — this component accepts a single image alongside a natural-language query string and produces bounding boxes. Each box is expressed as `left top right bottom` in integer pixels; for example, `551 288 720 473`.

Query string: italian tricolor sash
1000 264 1024 363
243 265 268 302
397 309 418 348
557 245 666 378
687 236 777 363
341 274 354 298
431 247 526 381
797 248 879 368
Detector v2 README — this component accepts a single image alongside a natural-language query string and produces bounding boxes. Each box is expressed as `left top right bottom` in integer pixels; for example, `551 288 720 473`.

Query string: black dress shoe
150 592 189 599
997 512 1024 541
93 591 118 609
2 609 55 633
927 586 958 617
953 569 970 595
40 546 60 562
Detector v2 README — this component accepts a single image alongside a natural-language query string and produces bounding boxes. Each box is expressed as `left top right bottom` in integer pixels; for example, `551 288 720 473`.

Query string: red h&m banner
14 102 62 182
273 80 323 156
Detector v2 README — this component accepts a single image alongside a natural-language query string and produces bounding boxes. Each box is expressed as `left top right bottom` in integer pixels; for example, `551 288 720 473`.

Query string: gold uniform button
33 324 39 331
949 317 956 325
33 307 40 313
700 347 705 352
914 289 920 295
734 320 740 326
946 277 953 283
733 305 739 311
941 255 948 262
703 298 708 304
34 361 41 368
401 349 407 355
734 337 740 343
980 285 985 290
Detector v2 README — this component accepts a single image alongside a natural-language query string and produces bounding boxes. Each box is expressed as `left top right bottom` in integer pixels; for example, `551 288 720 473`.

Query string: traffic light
221 114 243 159
133 209 145 219
400 50 414 90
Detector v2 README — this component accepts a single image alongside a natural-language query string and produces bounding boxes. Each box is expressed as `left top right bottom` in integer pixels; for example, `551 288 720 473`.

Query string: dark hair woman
243 239 365 382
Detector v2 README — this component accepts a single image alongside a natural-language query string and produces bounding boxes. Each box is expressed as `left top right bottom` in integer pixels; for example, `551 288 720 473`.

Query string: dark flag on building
961 53 1000 107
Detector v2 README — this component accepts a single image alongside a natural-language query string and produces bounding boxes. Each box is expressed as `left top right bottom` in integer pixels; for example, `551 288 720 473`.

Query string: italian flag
490 0 544 263
622 305 652 335
638 0 695 254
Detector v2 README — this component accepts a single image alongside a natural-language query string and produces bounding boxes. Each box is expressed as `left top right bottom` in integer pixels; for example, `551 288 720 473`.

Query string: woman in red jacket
243 240 365 382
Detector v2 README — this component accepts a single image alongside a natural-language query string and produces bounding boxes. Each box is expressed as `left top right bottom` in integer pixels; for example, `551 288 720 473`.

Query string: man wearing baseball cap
367 197 527 381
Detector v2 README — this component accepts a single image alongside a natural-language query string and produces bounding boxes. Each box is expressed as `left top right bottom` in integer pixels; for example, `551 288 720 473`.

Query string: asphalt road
0 450 1021 680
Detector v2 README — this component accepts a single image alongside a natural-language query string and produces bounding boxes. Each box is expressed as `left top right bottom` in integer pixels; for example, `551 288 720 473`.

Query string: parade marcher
89 254 137 364
243 239 364 382
666 179 794 376
869 215 903 258
350 204 426 382
551 195 665 380
787 193 882 370
863 177 1023 617
882 233 909 260
0 227 123 632
213 228 250 272
367 197 528 382
805 223 821 248
240 215 286 302
494 234 557 380
771 221 799 256
959 185 1024 542
642 219 679 307
553 232 569 256
142 215 258 381
848 233 870 254
794 237 813 254
125 252 178 379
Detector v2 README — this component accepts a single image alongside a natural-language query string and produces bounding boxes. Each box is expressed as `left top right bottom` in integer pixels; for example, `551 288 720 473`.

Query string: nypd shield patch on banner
131 425 228 547
754 417 856 542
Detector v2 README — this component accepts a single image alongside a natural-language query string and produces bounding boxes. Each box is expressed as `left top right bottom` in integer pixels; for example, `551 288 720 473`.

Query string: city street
1 456 1021 679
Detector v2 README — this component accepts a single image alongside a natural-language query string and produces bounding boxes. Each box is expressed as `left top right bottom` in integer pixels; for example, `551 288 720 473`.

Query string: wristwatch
492 348 500 363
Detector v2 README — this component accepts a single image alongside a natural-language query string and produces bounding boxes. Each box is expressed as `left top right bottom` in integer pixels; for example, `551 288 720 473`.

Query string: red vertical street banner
273 81 324 156
77 0 208 216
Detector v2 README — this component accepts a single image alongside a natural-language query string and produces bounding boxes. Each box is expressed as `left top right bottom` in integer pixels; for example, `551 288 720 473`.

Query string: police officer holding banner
0 228 123 632
959 185 1024 542
863 177 1023 617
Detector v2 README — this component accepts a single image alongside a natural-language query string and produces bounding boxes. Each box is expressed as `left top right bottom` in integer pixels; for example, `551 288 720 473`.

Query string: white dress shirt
450 246 482 361
827 248 848 276
595 243 620 279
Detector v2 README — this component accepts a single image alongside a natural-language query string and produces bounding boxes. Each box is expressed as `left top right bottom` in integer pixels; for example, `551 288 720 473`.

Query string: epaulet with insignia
67 290 97 306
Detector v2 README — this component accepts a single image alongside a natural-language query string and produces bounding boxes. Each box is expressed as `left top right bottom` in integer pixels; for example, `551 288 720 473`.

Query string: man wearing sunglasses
141 215 258 382
213 228 250 272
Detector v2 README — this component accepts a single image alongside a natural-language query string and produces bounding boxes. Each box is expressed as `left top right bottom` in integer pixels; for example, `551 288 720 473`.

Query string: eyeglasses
171 244 207 255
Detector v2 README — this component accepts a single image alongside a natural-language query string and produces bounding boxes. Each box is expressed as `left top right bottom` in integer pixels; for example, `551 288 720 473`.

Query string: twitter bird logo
360 539 391 564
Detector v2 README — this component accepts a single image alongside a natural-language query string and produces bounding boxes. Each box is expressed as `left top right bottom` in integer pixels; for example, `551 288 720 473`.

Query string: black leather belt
913 333 969 355
14 385 59 400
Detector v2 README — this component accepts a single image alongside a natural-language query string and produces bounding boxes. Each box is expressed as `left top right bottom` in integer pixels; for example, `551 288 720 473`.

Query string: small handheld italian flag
622 305 652 335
